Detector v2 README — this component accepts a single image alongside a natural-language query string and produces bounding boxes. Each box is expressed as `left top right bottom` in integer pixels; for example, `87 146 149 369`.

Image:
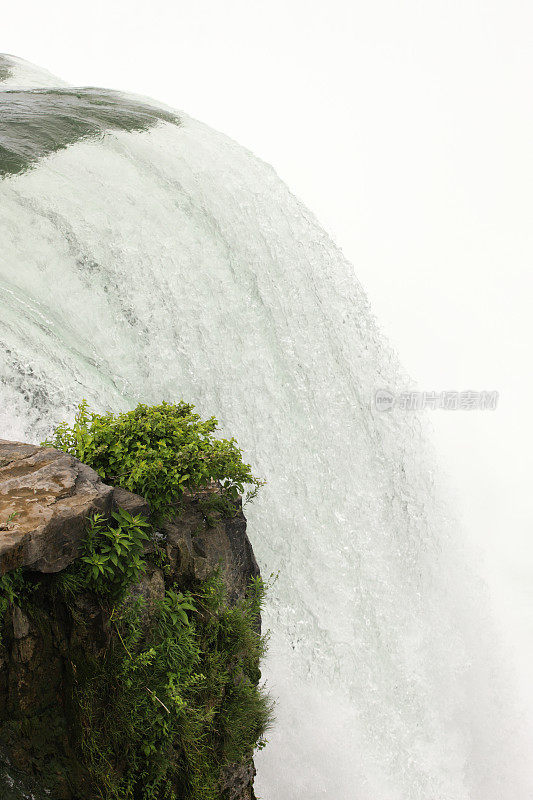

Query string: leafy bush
43 401 263 520
53 508 151 602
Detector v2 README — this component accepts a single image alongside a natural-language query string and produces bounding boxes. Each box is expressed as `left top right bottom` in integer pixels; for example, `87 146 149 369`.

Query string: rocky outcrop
0 440 261 800
0 440 115 573
163 493 260 605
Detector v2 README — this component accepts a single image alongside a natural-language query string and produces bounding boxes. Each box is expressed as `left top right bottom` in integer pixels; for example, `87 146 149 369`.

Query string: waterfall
1 56 531 799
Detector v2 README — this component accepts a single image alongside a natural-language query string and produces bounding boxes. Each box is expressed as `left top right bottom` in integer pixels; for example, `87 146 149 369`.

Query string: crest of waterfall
0 56 531 800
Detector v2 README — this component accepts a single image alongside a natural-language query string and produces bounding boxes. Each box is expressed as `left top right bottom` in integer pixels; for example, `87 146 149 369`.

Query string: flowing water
0 56 531 799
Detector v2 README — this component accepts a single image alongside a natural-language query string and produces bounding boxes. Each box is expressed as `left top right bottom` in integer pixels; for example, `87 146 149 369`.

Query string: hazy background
3 0 533 697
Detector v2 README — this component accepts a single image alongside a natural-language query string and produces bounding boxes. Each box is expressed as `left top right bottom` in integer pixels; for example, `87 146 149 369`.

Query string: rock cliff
0 439 263 800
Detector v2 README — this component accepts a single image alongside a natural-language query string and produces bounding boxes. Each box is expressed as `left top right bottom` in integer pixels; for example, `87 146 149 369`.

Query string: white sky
3 0 533 669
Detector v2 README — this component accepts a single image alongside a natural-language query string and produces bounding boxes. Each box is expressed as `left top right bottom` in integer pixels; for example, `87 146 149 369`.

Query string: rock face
163 493 260 605
0 440 115 573
0 441 261 800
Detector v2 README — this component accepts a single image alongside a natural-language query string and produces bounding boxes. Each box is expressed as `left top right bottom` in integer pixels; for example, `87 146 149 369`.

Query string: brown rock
15 637 36 664
221 758 258 800
0 440 116 574
112 486 151 520
11 607 30 639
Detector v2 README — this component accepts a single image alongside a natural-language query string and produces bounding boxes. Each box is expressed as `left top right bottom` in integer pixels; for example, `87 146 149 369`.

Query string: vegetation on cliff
42 400 264 521
69 554 271 800
0 403 271 800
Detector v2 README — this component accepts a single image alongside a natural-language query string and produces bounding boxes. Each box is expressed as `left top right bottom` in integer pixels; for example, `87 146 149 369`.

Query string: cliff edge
0 439 266 800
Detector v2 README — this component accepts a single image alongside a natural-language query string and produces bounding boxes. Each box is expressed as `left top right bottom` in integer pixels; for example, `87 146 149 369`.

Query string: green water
0 88 179 177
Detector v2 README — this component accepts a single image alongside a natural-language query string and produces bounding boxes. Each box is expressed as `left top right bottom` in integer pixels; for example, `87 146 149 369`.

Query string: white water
1 59 532 799
0 54 68 89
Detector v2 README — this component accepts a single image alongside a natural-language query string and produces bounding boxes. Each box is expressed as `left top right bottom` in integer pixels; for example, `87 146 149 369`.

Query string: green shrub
42 401 263 520
53 508 151 602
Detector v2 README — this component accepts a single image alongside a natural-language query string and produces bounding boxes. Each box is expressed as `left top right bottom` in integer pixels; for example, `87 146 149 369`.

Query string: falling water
0 56 531 799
